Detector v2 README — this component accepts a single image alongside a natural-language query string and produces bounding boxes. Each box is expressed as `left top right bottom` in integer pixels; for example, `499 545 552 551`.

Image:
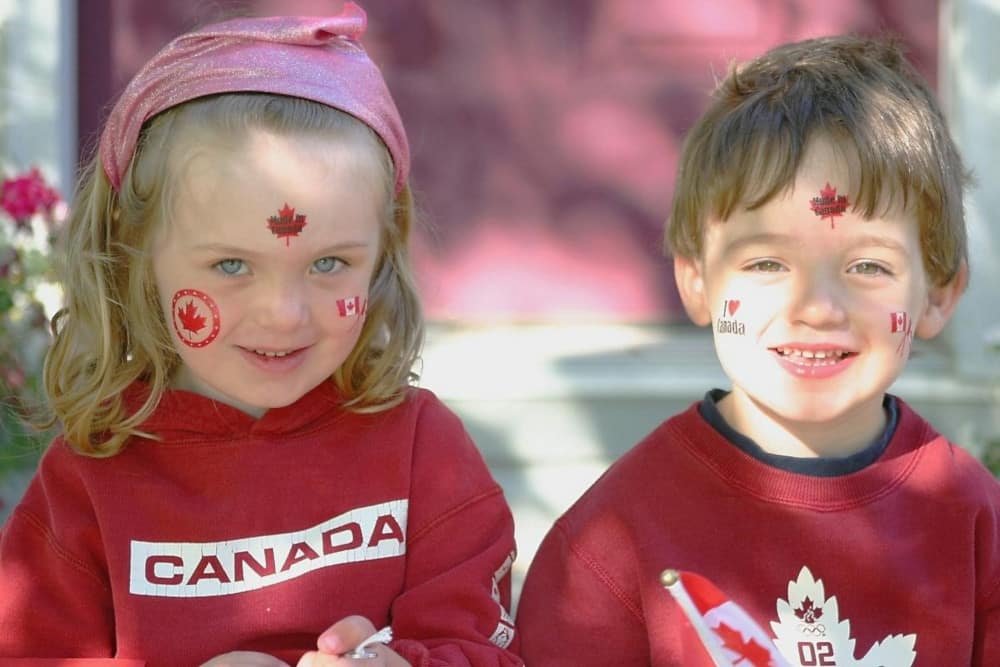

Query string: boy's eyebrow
720 232 800 257
720 232 910 257
844 234 909 254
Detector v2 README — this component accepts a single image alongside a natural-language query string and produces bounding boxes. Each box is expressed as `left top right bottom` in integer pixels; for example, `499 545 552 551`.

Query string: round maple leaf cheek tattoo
171 289 221 348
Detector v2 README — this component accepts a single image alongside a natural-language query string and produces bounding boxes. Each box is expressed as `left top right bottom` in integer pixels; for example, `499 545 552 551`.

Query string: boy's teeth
777 347 847 359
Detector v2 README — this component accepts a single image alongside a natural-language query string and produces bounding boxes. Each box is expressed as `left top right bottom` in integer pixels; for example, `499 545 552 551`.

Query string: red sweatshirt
516 397 1000 666
0 383 521 666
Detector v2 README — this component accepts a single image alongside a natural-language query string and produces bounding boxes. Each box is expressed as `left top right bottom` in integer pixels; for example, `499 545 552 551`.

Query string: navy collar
698 389 898 477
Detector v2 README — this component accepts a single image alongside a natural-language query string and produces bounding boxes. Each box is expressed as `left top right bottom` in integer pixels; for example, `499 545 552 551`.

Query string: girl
0 5 521 667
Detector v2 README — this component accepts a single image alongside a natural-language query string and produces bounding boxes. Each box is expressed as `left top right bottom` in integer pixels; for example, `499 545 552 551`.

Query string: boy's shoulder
556 396 1000 534
554 401 705 529
894 397 1000 504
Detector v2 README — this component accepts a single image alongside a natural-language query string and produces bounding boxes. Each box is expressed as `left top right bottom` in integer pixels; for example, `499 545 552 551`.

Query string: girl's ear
915 260 968 339
674 255 712 326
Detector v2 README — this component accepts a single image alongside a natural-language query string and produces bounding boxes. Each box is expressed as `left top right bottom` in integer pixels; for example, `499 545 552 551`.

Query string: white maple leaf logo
770 566 916 667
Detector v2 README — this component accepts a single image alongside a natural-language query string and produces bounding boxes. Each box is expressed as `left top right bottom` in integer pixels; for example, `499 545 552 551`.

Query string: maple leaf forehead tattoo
809 182 849 229
267 203 308 246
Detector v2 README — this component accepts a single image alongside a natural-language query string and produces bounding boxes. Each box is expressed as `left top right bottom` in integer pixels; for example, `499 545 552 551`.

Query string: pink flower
2 364 26 391
1 168 61 229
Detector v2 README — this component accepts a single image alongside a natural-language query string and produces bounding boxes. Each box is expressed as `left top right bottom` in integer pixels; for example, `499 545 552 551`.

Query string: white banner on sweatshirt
129 499 408 597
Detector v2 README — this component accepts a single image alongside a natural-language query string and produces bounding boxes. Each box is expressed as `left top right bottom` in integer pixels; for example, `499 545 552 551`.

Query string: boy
516 35 999 666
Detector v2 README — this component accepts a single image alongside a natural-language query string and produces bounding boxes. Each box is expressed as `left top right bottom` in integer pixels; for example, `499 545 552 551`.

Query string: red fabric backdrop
78 0 939 323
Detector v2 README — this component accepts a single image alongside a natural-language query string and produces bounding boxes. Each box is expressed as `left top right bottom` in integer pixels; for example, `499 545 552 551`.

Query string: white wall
940 0 1000 380
0 0 76 194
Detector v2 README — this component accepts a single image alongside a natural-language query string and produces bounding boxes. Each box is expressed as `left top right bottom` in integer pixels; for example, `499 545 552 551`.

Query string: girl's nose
253 279 309 330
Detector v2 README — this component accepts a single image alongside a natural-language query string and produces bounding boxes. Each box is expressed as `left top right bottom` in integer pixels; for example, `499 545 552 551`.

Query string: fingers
199 651 291 667
297 643 409 667
316 614 379 654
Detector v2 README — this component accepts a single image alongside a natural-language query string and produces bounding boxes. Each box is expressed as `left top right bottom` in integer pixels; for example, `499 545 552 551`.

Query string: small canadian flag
662 569 791 667
891 311 909 333
336 296 367 317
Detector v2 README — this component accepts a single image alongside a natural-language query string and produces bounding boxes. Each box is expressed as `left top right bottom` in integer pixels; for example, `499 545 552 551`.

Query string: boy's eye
745 259 785 272
848 261 890 276
215 259 246 275
312 257 344 274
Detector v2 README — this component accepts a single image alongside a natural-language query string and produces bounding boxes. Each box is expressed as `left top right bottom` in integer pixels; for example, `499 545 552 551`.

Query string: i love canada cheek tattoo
716 298 746 335
171 288 221 348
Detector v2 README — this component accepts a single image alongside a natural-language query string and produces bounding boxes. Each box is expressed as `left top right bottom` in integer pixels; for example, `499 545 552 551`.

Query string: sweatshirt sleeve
386 394 522 667
977 581 1000 666
0 442 115 656
515 520 649 666
973 469 1000 666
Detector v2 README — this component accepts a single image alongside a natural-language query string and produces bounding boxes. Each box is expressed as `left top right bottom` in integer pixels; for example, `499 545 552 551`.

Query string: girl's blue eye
215 259 246 275
313 257 343 274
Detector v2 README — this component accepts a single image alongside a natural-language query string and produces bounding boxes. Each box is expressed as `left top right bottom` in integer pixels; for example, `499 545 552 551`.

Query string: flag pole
660 569 733 667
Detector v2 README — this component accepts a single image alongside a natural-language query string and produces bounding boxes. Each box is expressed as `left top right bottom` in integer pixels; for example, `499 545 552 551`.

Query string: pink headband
99 3 409 193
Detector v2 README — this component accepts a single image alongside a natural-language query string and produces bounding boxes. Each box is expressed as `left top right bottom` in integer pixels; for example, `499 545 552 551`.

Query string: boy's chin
746 390 883 425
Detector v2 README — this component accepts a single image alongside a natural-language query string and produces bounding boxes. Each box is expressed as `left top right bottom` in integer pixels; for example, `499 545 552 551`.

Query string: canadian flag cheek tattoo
171 289 221 348
810 182 850 229
336 295 368 318
716 298 746 335
890 310 914 356
266 202 307 246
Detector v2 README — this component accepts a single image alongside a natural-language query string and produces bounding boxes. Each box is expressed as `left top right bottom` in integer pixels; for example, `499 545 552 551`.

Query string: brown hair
44 94 423 457
665 34 969 286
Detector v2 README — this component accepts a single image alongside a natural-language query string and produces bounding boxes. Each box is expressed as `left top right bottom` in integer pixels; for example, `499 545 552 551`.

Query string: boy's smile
151 128 385 417
675 137 962 457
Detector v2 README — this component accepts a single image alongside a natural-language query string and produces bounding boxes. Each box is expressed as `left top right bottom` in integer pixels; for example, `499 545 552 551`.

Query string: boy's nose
789 273 849 328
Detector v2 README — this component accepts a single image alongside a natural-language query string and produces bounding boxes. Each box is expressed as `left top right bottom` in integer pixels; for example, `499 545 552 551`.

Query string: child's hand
297 615 411 666
200 651 291 667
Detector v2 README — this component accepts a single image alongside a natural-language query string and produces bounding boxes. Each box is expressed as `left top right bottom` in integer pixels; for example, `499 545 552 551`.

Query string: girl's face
151 128 385 417
674 137 962 455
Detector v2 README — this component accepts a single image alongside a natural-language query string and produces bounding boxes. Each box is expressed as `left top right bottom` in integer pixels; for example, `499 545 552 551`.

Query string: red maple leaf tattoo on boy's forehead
266 203 307 246
809 182 850 229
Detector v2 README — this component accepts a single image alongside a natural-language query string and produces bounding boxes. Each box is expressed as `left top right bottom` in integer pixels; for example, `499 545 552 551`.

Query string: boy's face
675 137 964 451
151 128 384 417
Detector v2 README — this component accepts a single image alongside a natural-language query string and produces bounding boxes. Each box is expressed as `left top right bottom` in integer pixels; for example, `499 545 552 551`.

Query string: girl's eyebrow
188 241 373 256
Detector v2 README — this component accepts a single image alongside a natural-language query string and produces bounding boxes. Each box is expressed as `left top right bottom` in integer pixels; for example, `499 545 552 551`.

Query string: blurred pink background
78 0 939 323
